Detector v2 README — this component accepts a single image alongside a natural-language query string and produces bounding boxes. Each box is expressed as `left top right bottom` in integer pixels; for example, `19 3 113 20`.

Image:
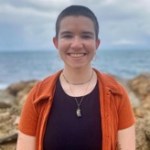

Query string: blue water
0 49 150 89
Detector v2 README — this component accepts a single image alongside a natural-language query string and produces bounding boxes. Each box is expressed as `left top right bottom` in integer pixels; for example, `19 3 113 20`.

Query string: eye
60 32 73 39
62 34 73 38
82 35 92 39
81 34 93 39
81 32 94 39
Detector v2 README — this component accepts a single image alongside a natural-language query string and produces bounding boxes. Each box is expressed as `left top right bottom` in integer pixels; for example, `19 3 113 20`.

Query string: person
16 5 136 150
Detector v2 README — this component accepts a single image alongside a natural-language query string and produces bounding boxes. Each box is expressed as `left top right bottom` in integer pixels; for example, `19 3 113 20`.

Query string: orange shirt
19 69 135 150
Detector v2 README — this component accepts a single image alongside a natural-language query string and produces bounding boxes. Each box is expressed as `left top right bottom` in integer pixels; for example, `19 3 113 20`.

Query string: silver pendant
76 108 82 117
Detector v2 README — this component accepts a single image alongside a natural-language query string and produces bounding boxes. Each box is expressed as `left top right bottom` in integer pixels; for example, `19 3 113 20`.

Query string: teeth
69 53 85 57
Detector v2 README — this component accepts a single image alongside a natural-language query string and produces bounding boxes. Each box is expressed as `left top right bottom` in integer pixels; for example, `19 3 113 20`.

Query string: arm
17 84 39 150
16 131 36 150
117 125 136 150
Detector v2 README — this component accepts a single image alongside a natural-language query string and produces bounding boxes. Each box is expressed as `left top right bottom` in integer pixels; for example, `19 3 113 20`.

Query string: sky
0 0 150 51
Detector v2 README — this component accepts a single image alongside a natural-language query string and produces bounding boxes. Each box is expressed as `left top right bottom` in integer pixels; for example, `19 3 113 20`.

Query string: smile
67 53 86 58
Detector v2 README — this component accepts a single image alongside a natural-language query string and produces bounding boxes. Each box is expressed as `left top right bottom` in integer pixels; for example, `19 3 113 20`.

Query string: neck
62 66 93 85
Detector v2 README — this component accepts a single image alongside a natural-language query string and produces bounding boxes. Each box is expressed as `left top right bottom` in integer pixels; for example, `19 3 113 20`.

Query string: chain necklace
62 70 94 117
63 71 94 85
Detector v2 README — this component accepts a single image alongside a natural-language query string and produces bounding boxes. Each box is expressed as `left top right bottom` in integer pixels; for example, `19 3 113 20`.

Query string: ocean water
0 49 150 89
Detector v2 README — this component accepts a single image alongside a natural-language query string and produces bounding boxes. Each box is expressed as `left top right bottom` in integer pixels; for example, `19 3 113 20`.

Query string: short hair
55 5 99 39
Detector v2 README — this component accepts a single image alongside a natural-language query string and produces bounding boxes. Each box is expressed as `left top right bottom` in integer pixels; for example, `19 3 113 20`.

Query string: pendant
76 108 82 117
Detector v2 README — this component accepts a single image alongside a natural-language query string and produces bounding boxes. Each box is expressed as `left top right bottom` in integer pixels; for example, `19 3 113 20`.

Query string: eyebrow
81 31 94 36
60 31 94 35
60 31 72 36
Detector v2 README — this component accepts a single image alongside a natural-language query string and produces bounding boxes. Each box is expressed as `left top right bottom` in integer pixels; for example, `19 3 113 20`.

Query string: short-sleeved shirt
18 69 135 150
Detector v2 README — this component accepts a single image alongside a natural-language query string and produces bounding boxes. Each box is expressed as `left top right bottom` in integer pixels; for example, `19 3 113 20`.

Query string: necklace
62 70 94 117
62 71 93 85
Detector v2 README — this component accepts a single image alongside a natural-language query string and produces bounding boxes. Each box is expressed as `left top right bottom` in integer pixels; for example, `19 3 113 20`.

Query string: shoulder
36 70 61 90
95 69 124 95
27 70 62 103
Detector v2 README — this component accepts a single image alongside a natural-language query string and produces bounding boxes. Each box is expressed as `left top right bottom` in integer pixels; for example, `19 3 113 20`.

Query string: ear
53 37 58 49
96 38 100 49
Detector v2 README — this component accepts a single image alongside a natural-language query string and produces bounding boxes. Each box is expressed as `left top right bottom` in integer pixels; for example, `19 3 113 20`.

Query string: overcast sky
0 0 150 51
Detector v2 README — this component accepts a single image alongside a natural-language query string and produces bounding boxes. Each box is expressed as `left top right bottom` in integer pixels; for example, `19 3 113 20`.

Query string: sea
0 49 150 89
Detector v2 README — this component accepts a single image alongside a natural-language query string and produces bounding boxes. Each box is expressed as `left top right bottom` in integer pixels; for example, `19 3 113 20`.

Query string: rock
16 83 36 106
135 118 150 150
6 80 37 97
0 142 16 150
128 74 150 149
0 102 11 109
145 117 150 141
0 90 15 106
0 80 37 150
128 74 150 101
0 106 19 149
0 133 18 144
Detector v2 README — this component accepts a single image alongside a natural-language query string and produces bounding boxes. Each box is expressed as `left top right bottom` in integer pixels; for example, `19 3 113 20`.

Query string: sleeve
18 83 39 136
118 86 136 130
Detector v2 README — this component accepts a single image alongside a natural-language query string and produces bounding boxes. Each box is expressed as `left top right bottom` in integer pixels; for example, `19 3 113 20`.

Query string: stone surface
0 80 37 149
0 90 15 107
129 74 150 149
128 74 150 101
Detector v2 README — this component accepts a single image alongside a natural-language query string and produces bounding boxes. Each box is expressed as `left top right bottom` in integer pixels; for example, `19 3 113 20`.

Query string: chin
69 63 91 70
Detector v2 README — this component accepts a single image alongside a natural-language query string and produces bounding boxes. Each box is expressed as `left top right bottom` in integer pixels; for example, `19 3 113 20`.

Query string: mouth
67 53 87 58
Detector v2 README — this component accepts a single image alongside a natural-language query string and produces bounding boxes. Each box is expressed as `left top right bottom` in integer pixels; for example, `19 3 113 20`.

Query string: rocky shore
0 74 150 149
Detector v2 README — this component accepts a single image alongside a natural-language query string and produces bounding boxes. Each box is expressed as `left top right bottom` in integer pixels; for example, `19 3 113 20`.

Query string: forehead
59 16 95 32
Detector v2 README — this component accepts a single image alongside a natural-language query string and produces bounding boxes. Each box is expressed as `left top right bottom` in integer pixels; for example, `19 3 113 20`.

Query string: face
53 16 100 70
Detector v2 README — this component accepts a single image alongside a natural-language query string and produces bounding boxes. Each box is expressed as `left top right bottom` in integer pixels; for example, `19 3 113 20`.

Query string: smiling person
16 5 136 150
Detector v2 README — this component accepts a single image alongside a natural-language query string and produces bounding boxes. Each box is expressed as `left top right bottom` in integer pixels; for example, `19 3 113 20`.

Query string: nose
70 36 83 50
